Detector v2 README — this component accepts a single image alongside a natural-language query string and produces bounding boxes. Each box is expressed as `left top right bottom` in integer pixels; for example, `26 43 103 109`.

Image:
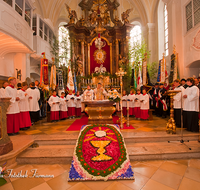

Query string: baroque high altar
65 0 134 77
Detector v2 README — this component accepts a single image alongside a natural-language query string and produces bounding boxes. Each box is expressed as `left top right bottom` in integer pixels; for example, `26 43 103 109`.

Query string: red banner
43 59 48 85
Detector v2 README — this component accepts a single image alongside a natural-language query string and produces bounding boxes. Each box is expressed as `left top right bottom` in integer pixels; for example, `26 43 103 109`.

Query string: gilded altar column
115 39 119 72
81 41 85 76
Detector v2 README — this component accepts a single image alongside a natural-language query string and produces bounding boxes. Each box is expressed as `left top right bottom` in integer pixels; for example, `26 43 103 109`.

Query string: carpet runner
66 115 134 131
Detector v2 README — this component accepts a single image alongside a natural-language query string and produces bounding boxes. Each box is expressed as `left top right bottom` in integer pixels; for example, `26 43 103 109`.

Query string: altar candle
115 78 117 86
112 78 113 85
127 101 129 110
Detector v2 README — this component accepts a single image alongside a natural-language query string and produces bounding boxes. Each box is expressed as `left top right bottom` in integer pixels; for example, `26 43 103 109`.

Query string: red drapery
90 39 110 74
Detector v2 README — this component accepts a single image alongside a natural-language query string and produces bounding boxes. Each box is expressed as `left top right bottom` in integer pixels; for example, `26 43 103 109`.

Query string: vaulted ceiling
32 0 160 30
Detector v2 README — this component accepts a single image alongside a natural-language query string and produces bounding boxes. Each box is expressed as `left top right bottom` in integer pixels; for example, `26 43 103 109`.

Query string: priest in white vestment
140 88 149 120
59 92 68 120
18 82 32 129
93 83 107 100
26 82 40 124
5 77 21 135
83 85 94 101
48 90 60 121
173 79 185 128
183 78 199 132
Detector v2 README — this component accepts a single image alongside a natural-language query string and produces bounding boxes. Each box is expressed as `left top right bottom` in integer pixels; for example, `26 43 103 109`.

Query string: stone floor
1 159 200 190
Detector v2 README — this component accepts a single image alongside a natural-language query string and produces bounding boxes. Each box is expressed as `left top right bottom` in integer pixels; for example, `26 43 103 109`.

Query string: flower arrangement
0 163 7 186
68 124 134 181
107 90 121 103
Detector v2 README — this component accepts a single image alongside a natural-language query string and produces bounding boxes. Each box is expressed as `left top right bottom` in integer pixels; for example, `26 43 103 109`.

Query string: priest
83 85 94 101
93 83 107 100
183 78 199 132
27 82 40 124
173 79 185 128
5 77 21 135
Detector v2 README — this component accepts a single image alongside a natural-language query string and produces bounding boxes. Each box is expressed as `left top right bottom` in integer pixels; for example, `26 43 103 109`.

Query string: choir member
140 88 149 120
67 90 76 119
0 81 9 97
183 78 199 132
48 90 60 122
134 89 142 119
18 82 32 130
173 79 185 128
17 83 22 90
75 91 82 117
158 83 167 118
83 85 94 101
181 78 188 89
59 92 68 120
127 89 135 117
2 81 9 89
5 77 21 135
153 83 159 116
27 82 40 124
122 90 127 116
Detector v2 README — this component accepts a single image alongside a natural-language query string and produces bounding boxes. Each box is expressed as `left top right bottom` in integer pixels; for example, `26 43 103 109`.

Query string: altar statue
121 8 133 24
65 4 77 24
94 64 106 73
93 83 107 100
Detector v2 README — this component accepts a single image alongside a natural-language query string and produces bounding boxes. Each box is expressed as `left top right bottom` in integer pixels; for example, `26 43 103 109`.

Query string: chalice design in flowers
90 140 112 161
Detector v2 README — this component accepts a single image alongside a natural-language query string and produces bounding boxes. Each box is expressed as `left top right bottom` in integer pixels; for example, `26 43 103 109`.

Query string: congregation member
75 91 82 117
173 79 185 128
140 88 149 120
59 92 68 120
18 82 32 130
48 90 60 122
83 85 93 101
27 82 40 124
183 78 199 132
134 89 142 119
158 83 167 118
6 77 21 135
127 89 135 117
122 90 127 116
153 83 160 116
67 90 76 119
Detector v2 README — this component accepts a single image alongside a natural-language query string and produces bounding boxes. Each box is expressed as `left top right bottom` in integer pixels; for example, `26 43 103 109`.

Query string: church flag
134 69 137 89
66 66 74 92
137 67 142 89
74 72 77 94
50 63 57 90
157 60 161 82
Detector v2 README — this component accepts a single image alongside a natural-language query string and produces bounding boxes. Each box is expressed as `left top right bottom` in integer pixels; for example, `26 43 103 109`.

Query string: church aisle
1 159 200 190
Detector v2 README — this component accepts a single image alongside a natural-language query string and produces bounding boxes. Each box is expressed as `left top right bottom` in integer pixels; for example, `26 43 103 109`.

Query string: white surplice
48 96 60 111
83 89 94 101
134 93 142 108
67 94 76 107
173 86 185 109
26 88 40 112
75 95 82 108
18 89 30 112
127 94 135 108
140 94 149 110
122 95 127 107
59 97 68 111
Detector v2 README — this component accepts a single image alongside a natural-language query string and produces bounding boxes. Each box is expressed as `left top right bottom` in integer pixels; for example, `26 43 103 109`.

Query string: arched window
59 26 70 66
164 4 169 56
130 25 142 45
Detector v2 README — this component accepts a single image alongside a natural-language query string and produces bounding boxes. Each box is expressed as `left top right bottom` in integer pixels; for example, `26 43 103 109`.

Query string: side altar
84 100 115 124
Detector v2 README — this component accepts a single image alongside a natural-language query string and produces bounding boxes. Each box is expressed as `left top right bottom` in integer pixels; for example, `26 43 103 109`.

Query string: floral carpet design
69 124 134 181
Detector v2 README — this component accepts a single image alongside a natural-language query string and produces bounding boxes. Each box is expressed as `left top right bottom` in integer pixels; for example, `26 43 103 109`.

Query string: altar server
27 82 40 124
5 77 21 135
83 85 94 101
48 90 60 121
67 90 76 118
183 78 199 132
0 81 9 97
75 91 82 117
140 88 149 120
18 82 32 130
122 90 127 116
173 79 185 128
59 92 68 120
128 89 135 117
134 89 142 119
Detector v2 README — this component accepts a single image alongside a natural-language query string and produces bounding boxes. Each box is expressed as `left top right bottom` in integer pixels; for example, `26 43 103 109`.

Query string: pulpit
84 100 115 124
0 98 13 155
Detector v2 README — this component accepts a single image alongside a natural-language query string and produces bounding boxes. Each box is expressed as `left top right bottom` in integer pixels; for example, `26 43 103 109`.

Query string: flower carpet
69 124 134 181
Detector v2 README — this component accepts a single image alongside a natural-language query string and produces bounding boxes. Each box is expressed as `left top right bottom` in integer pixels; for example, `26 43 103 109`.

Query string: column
81 41 85 76
147 23 155 63
12 0 15 9
22 0 25 19
36 15 40 37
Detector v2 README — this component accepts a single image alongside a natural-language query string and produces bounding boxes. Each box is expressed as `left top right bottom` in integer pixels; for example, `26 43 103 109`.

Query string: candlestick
127 101 129 127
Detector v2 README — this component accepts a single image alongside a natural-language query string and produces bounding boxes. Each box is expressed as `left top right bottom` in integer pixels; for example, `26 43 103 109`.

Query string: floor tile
132 163 158 178
160 161 187 176
140 160 164 168
142 179 175 190
120 172 149 190
30 182 52 190
84 180 114 190
104 181 133 190
169 160 189 166
189 159 200 170
151 169 182 189
0 182 14 190
178 177 200 190
67 182 91 190
184 167 200 183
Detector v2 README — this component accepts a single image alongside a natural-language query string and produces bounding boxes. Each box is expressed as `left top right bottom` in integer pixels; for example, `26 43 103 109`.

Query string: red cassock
134 107 141 118
68 107 75 117
140 110 149 120
129 108 134 116
122 107 127 116
76 108 81 117
60 111 68 119
48 95 60 121
50 111 60 120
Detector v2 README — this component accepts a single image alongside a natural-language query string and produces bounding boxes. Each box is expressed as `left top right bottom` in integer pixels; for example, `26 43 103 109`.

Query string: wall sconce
16 69 22 81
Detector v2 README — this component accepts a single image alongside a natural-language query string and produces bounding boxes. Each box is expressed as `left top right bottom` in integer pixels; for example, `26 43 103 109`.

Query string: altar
84 100 115 124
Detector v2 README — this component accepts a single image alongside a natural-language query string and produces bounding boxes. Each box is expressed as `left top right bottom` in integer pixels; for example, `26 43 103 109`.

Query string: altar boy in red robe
128 89 135 117
59 92 68 120
140 88 149 120
122 90 127 116
48 90 60 121
67 90 76 119
75 91 82 117
134 89 142 119
6 77 21 135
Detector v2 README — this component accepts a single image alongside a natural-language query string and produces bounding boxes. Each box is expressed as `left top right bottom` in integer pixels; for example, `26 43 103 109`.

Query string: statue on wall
95 64 107 73
114 15 123 27
121 8 133 24
76 15 85 27
119 55 128 68
65 4 78 24
89 10 97 26
76 56 83 76
103 10 110 26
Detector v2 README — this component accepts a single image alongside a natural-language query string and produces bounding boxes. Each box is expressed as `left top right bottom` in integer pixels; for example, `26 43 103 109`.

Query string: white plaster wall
0 53 15 77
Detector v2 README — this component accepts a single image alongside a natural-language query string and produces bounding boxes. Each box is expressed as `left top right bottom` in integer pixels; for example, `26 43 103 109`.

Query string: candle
115 78 117 86
127 101 129 110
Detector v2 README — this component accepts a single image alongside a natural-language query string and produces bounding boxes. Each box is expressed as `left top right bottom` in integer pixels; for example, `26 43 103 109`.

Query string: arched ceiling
33 0 159 30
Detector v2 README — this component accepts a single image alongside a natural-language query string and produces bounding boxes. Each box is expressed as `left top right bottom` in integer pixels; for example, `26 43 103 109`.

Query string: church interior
0 0 200 189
